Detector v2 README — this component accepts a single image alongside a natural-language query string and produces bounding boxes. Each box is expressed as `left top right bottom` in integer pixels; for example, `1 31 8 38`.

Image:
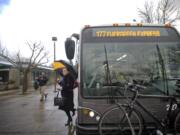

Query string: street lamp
52 37 57 61
52 36 57 92
71 33 79 40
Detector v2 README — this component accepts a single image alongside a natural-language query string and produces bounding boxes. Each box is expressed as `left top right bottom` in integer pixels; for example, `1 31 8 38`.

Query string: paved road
0 86 77 135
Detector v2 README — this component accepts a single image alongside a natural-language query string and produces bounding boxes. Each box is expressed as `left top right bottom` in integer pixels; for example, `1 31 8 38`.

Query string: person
33 77 39 90
58 67 76 126
37 72 48 101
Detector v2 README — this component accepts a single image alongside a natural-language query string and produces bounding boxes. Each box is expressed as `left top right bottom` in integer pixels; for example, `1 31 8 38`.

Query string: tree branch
32 47 44 64
137 1 154 23
138 0 180 24
36 52 48 65
27 42 36 68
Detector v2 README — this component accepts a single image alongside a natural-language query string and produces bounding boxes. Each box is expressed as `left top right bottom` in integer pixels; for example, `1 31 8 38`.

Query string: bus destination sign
95 30 161 37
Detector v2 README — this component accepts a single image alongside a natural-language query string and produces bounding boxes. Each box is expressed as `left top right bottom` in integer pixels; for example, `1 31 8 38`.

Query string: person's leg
70 97 75 116
43 86 48 100
70 92 76 116
64 110 72 126
44 93 48 100
39 87 42 101
40 86 45 101
71 108 76 116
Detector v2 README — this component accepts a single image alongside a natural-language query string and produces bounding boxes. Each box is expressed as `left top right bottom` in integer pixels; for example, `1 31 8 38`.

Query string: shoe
40 98 43 102
44 94 48 100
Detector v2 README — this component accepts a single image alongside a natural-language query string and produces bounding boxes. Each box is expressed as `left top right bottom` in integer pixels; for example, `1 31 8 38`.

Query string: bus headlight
89 111 95 118
96 116 100 121
79 107 101 121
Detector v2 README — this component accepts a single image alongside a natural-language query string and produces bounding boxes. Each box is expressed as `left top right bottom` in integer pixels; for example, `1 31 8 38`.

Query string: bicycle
98 83 180 135
98 84 144 135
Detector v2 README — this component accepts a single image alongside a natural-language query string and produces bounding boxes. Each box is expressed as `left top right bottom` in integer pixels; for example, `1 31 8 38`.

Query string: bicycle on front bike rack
98 83 180 135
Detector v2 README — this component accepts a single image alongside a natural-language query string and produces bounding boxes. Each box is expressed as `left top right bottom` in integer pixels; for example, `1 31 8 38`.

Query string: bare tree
0 42 9 56
138 0 180 24
138 1 154 23
16 42 49 94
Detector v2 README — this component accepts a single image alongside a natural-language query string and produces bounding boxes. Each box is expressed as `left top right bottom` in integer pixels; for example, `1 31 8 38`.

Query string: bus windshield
81 26 180 97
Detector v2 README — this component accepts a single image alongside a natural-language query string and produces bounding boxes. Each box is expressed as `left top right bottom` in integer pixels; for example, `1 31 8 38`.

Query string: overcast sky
0 0 180 63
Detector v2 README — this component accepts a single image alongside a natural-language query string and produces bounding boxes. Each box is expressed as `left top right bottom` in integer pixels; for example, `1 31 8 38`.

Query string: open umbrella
53 60 78 79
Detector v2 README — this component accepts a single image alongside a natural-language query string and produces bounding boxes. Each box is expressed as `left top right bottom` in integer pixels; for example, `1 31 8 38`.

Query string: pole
54 41 56 92
75 39 78 71
54 41 56 62
52 36 57 93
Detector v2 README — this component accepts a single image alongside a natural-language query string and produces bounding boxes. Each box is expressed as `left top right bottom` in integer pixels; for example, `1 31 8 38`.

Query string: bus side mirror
65 38 75 60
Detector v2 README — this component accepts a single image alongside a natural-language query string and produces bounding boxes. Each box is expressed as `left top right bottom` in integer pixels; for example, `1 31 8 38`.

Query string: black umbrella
56 60 78 79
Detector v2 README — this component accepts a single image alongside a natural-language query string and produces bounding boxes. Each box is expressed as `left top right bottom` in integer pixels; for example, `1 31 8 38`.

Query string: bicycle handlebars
127 83 146 92
126 83 147 102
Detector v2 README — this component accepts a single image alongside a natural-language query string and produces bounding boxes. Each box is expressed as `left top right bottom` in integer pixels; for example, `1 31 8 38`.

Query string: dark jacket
59 73 75 111
37 76 48 86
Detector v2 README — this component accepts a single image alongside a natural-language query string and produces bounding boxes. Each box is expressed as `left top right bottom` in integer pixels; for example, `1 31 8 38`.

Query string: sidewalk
0 88 20 96
0 85 54 96
0 87 38 96
0 85 70 135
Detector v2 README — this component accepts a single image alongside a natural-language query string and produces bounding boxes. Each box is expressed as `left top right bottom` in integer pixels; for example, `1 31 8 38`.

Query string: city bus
66 24 180 134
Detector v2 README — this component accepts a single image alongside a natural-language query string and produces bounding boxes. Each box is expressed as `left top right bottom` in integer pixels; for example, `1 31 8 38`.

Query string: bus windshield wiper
156 44 169 95
103 45 115 103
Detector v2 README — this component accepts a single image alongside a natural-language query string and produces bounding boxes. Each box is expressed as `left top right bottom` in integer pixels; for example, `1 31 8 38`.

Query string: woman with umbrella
53 60 77 126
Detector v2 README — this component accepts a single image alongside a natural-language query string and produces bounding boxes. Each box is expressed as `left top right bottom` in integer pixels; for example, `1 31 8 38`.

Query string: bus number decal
166 104 177 111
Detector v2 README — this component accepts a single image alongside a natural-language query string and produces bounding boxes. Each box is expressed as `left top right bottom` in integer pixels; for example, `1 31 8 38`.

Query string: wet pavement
0 86 77 135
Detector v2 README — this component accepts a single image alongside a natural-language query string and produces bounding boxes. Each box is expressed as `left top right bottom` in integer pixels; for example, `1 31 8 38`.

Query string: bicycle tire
125 106 143 135
98 105 143 135
174 111 180 134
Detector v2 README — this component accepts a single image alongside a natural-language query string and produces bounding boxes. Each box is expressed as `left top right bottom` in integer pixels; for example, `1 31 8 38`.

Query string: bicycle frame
132 94 179 132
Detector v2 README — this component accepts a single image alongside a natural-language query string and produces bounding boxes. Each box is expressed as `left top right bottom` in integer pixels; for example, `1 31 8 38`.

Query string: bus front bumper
76 122 99 135
76 122 158 135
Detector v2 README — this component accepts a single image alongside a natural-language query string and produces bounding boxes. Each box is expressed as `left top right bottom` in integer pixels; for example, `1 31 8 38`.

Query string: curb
0 85 54 97
0 89 20 96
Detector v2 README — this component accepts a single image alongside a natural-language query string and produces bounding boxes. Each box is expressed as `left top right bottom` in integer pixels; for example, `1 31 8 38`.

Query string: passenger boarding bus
65 24 180 135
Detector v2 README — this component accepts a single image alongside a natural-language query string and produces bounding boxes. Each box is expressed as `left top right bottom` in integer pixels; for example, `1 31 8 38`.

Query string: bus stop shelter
0 55 13 90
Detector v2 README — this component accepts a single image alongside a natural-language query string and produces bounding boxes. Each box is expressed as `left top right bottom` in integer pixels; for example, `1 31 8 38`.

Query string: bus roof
83 23 173 28
81 24 180 43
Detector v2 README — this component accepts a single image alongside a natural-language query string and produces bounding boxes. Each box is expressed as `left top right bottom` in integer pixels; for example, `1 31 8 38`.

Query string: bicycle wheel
98 105 143 135
125 106 143 135
174 111 180 134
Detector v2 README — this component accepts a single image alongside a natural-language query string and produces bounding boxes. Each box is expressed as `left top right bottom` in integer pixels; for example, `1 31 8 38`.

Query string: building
0 54 19 90
0 54 54 91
